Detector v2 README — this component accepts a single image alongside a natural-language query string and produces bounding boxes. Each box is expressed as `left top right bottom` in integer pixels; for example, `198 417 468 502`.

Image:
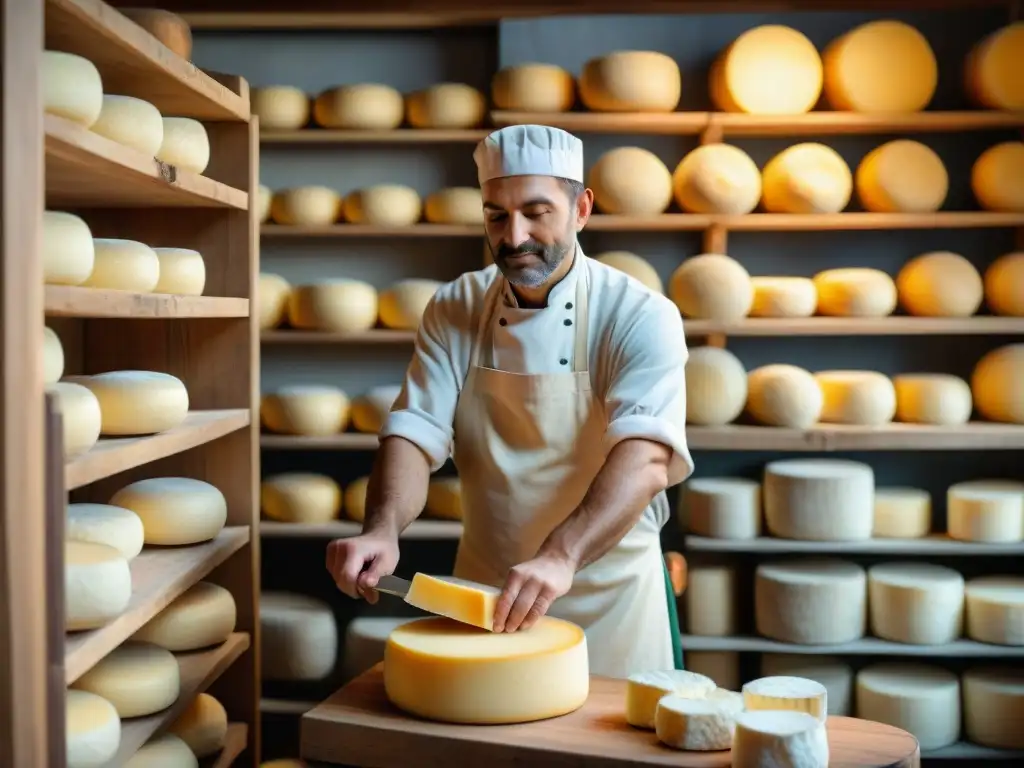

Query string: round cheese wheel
43 50 103 128
626 669 716 730
124 733 197 768
686 651 741 691
156 118 209 174
313 84 403 130
812 267 897 317
984 252 1024 316
732 710 828 768
44 326 65 385
873 487 932 538
763 458 874 541
72 642 180 717
343 616 410 679
683 477 761 539
896 251 983 317
83 238 160 293
90 95 164 155
342 185 422 227
344 476 369 522
260 385 350 435
406 83 485 129
684 346 747 426
755 559 867 644
750 277 817 318
259 273 291 329
385 616 589 724
66 540 131 631
66 370 188 435
814 370 896 425
761 143 853 214
971 343 1024 424
588 147 673 216
257 185 272 223
893 373 972 426
252 86 310 130
672 144 762 215
491 64 575 112
261 592 339 680
741 676 828 722
426 477 462 520
261 472 341 524
964 577 1024 646
424 187 483 225
169 693 227 758
822 20 937 113
579 51 681 112
594 252 663 293
110 477 227 545
965 22 1024 110
855 663 959 751
759 654 853 716
947 479 1024 543
669 253 753 321
746 364 823 428
972 141 1024 212
963 667 1024 748
153 247 206 296
43 210 95 286
66 690 121 768
685 565 737 636
120 9 192 59
67 503 144 560
132 581 237 651
710 25 822 114
379 279 441 330
868 563 965 645
48 381 102 459
287 279 379 332
270 186 341 226
351 385 402 433
855 140 948 213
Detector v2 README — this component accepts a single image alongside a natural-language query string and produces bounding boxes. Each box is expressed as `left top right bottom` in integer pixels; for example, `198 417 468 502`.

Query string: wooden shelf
181 11 499 30
260 698 315 715
261 129 490 144
926 743 1024 760
680 634 1024 657
685 534 1024 556
260 223 480 237
45 286 249 319
262 519 462 539
64 526 250 684
205 723 249 768
261 330 416 344
584 212 1024 232
65 409 251 490
45 114 248 209
261 433 378 450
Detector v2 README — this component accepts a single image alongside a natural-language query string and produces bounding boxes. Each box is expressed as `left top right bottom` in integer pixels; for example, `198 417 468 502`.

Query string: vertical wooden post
44 394 67 768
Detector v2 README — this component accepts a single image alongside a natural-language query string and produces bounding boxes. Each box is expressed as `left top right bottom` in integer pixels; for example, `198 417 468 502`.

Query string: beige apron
451 253 674 679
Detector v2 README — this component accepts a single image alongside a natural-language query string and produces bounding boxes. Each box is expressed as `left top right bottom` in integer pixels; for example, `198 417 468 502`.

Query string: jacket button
499 317 507 326
565 302 573 309
564 319 572 326
559 358 568 365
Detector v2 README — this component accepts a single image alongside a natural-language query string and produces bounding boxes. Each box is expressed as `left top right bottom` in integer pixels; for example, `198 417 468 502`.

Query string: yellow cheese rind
966 23 1024 110
971 141 1024 213
313 84 403 130
379 279 442 330
261 472 342 524
124 733 197 768
815 370 896 426
169 693 228 758
44 326 65 385
343 476 369 522
812 267 897 317
43 210 95 286
132 581 237 652
66 689 121 768
761 143 852 214
65 540 132 631
110 477 227 546
963 667 1024 749
406 83 485 129
90 95 164 156
685 347 748 426
984 252 1024 317
750 277 817 318
287 280 378 332
270 186 341 226
893 373 972 426
405 574 499 631
258 273 290 329
84 238 160 293
425 477 463 520
855 140 948 213
855 663 960 751
971 343 1024 424
153 247 206 296
755 559 867 644
579 51 681 112
896 251 983 317
44 50 104 128
872 487 932 538
157 117 210 175
964 577 1024 646
492 64 575 112
625 669 717 729
66 503 144 560
746 364 823 428
71 641 181 718
589 147 673 216
742 675 828 722
867 562 965 645
424 187 483 225
669 253 753 321
672 145 762 215
595 252 664 294
260 385 350 435
66 370 188 436
351 385 401 433
343 185 422 227
49 382 102 459
252 86 310 130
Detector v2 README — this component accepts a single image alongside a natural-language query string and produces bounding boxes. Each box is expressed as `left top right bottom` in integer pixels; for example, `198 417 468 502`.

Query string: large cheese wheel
424 187 483 225
814 370 896 425
72 642 180 717
855 140 948 213
893 373 973 426
625 669 716 729
66 690 120 768
710 25 822 114
755 559 867 644
745 364 823 428
669 253 753 321
384 616 589 724
947 479 1024 543
822 20 937 113
672 145 762 215
972 141 1024 212
132 581 236 651
90 95 164 155
343 185 422 227
732 710 828 768
594 251 663 293
873 487 931 538
261 385 350 435
313 84 403 130
48 381 102 459
44 325 65 384
169 693 227 758
896 251 983 317
43 51 103 128
812 267 897 317
43 210 95 286
343 616 410 679
124 734 197 768
971 343 1024 423
491 64 575 112
259 273 291 329
684 346 747 426
156 118 209 174
685 563 737 636
760 654 853 716
750 277 817 318
855 663 959 750
65 540 131 631
270 186 341 226
965 22 1024 110
963 667 1024 748
261 472 342 524
763 458 874 541
742 676 828 722
258 185 272 223
287 279 379 332
683 477 761 539
153 247 206 296
426 477 463 520
351 385 401 433
83 238 160 293
110 477 227 545
579 51 681 112
761 143 853 214
686 651 740 691
66 370 188 435
252 86 310 130
588 147 673 216
964 576 1024 645
120 9 192 59
868 562 964 645
984 252 1024 316
261 592 338 680
344 476 370 522
379 279 441 330
66 503 144 560
406 83 485 129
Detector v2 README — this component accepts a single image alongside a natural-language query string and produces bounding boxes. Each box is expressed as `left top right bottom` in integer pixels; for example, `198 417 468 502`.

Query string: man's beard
488 236 575 288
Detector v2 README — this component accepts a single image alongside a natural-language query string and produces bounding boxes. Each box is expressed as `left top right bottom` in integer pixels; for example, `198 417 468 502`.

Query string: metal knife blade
373 574 411 599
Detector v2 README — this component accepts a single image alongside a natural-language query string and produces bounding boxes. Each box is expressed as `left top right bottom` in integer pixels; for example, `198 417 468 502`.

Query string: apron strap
572 256 589 373
662 556 685 670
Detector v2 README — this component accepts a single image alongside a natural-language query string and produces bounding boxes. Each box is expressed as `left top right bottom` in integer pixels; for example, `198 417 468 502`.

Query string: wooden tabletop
300 664 920 768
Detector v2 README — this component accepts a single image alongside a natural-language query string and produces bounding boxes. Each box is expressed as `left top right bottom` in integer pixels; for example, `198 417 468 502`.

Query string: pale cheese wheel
745 364 823 428
964 576 1024 646
965 22 1024 110
83 238 160 292
153 247 206 296
260 385 350 435
261 472 341 524
313 84 403 130
685 564 737 636
132 581 236 651
110 477 227 545
755 559 867 644
984 252 1024 316
684 346 747 426
72 641 180 717
855 140 948 213
43 210 95 286
90 95 164 155
822 20 937 113
406 83 485 129
749 277 817 318
743 676 828 722
588 147 673 216
672 144 762 215
156 118 210 174
669 253 753 321
594 251 663 293
814 370 896 425
962 667 1024 748
258 185 272 223
65 541 131 631
258 272 290 329
261 592 339 680
761 143 853 214
763 458 874 541
893 373 972 426
287 279 379 332
685 651 740 690
342 185 422 227
252 86 310 130
424 187 483 225
972 141 1024 212
867 562 964 645
683 477 761 539
760 654 853 716
66 370 188 435
270 186 341 226
351 385 401 433
579 51 681 112
124 733 197 768
732 710 828 768
947 479 1024 543
344 476 369 522
654 691 743 751
873 487 932 538
379 279 441 330
426 477 463 520
491 64 575 112
710 25 822 114
44 326 65 384
971 343 1024 424
169 693 227 758
896 251 983 317
343 616 410 679
43 51 104 128
66 503 144 560
812 267 897 317
120 9 192 59
48 382 102 459
855 663 959 751
66 690 121 768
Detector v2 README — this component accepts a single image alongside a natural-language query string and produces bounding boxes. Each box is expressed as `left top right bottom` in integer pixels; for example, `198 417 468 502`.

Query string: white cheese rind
868 562 965 645
742 675 828 722
731 710 829 768
947 479 1024 543
755 559 867 644
872 487 932 538
625 668 716 729
683 477 761 539
855 662 960 751
66 503 145 560
655 691 742 751
685 564 737 637
110 476 227 546
261 591 339 680
964 576 1024 645
65 541 132 631
66 690 121 768
763 458 874 541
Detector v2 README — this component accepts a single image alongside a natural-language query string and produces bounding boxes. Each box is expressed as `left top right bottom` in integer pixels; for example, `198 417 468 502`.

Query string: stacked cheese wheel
259 383 409 436
266 184 482 227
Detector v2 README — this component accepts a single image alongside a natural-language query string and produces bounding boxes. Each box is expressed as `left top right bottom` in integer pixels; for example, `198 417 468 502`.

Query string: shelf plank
260 223 480 237
261 128 490 144
45 0 249 121
261 330 417 344
260 698 315 715
926 742 1024 759
65 409 251 490
65 527 250 684
182 11 498 30
45 286 249 319
261 519 462 539
45 114 248 209
584 212 1024 232
680 634 1024 657
685 534 1024 556
204 722 249 768
491 111 709 134
260 433 378 450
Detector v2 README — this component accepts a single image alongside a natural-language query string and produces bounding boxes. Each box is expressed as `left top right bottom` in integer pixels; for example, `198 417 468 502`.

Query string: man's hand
326 533 399 604
492 554 575 633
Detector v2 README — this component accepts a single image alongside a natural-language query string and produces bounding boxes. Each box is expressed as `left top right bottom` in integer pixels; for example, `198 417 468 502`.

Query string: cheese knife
372 574 411 598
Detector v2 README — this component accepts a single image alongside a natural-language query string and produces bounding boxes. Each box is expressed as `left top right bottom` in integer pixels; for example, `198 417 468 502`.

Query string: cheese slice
867 562 965 645
855 662 960 751
964 576 1024 646
625 669 716 729
655 690 743 751
743 675 828 722
962 667 1024 749
405 574 499 631
732 710 829 768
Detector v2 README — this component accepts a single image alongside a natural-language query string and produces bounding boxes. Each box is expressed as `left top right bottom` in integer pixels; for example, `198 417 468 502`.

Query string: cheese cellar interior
2 0 1023 766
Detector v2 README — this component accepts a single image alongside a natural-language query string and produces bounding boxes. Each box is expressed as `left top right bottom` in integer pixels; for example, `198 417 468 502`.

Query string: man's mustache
496 242 548 260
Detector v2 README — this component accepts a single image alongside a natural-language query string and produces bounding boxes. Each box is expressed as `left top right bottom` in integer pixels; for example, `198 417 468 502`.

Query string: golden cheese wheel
351 385 402 433
424 187 483 225
425 477 463 520
895 251 983 318
964 22 1024 110
121 8 192 60
492 64 575 112
672 144 762 215
595 251 663 294
406 83 486 129
588 147 673 216
270 186 342 226
971 142 1024 213
343 185 422 227
579 51 681 112
258 273 290 330
91 95 164 156
669 253 753 321
251 86 309 130
750 277 818 318
313 84 404 130
261 473 342 524
746 364 824 428
378 279 442 330
257 184 272 223
260 385 350 435
344 476 370 522
813 268 897 318
984 252 1024 317
761 143 853 214
855 140 948 213
971 343 1024 424
287 280 378 333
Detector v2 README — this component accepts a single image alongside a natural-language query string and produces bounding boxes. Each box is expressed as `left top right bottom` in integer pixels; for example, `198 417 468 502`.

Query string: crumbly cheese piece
962 667 1024 748
743 676 828 722
313 84 404 130
153 247 206 296
43 50 103 128
379 279 442 330
588 147 673 216
385 616 589 724
424 187 484 225
90 95 164 155
971 141 1024 212
685 564 738 637
66 689 121 768
83 238 160 293
655 691 743 751
873 487 932 538
72 641 180 717
755 559 867 644
287 279 379 332
984 252 1024 317
579 51 681 112
855 662 960 751
252 85 310 130
750 277 817 318
893 374 973 426
856 140 948 213
746 364 823 428
343 185 422 227
971 343 1024 424
672 145 762 215
110 477 227 546
760 654 853 716
259 273 290 329
964 576 1024 645
260 385 351 435
261 592 338 681
406 83 485 129
815 370 896 426
683 477 761 539
343 476 369 522
169 693 227 758
491 64 575 112
685 347 748 426
124 733 197 768
687 652 740 690
868 562 965 645
270 186 341 226
732 710 829 768
425 477 463 520
48 382 102 459
965 22 1024 110
896 251 983 317
66 503 144 560
132 581 237 651
669 253 753 321
595 251 663 294
156 118 210 174
406 574 500 631
44 326 65 385
351 385 402 433
763 459 874 541
261 472 341 524
812 267 898 317
66 370 188 435
66 541 132 631
343 616 410 679
43 210 95 286
625 669 717 729
761 143 852 214
947 479 1024 543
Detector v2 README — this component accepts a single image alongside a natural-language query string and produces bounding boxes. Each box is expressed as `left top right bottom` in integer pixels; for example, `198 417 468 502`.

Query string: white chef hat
473 125 584 186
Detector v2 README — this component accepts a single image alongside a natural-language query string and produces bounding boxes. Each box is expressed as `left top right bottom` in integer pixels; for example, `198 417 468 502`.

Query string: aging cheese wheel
683 477 761 539
124 734 197 768
655 691 742 751
260 385 350 435
153 247 206 296
594 251 663 293
65 541 132 631
258 185 272 223
947 479 1024 543
685 564 737 636
259 273 290 329
406 83 485 129
48 382 102 459
344 476 369 522
156 118 209 174
763 458 873 541
384 616 589 724
110 477 227 545
83 238 160 293
873 487 931 538
855 663 960 751
120 9 192 59
964 576 1024 645
72 641 180 717
491 64 575 112
90 95 164 155
896 251 983 317
745 364 823 428
686 652 740 690
66 689 120 768
43 51 104 128
669 253 753 321
812 267 897 317
814 370 896 425
672 144 762 215
732 710 828 768
822 20 937 113
66 370 188 435
44 326 65 384
406 574 499 630
270 186 341 226
343 616 410 679
424 187 483 225
287 279 379 332
760 654 853 716
261 472 342 524
755 559 867 644
761 143 853 214
684 346 747 426
984 252 1024 316
43 210 95 286
252 86 310 130
965 22 1024 110
963 667 1024 748
893 373 972 426
972 141 1024 212
314 84 404 130
855 140 948 213
588 147 673 216
132 581 236 651
750 277 817 318
743 676 828 722
67 503 144 560
867 562 964 645
342 185 422 227
971 343 1024 423
579 51 681 112
261 592 339 680
351 385 401 433
425 477 462 520
379 279 441 330
169 693 227 758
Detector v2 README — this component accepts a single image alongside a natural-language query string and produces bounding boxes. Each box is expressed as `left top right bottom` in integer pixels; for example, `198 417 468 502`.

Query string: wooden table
300 664 920 767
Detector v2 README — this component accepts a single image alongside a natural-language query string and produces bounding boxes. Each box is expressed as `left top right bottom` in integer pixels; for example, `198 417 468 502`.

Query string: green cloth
663 557 684 670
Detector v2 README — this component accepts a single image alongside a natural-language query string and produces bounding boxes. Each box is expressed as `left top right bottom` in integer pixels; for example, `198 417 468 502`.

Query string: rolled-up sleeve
603 296 694 487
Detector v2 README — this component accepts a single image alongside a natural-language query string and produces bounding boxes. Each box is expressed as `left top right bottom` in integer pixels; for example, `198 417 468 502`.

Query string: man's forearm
362 436 432 539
